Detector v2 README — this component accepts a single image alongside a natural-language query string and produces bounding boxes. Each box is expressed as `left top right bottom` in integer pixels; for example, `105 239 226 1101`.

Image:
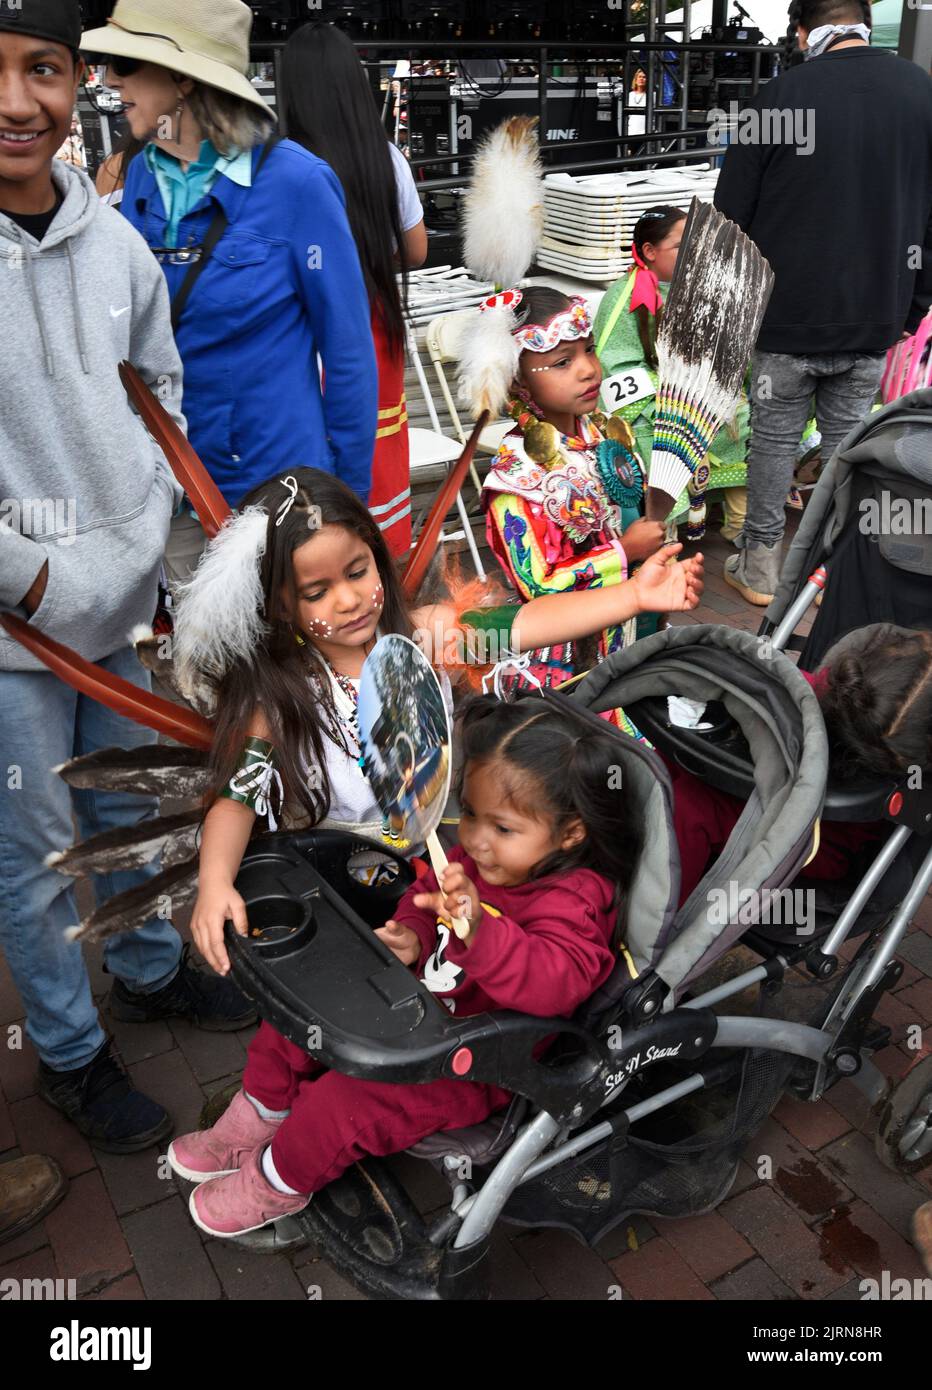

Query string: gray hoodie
0 160 185 672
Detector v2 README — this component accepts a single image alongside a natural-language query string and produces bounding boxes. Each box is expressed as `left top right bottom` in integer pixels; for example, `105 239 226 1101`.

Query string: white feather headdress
458 116 543 421
172 507 270 710
457 293 522 420
462 115 543 289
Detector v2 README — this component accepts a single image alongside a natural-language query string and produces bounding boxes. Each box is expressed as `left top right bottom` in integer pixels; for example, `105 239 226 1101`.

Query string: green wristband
219 736 283 824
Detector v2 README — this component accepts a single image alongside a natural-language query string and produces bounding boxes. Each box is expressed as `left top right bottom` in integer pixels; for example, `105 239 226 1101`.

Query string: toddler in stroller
179 612 931 1299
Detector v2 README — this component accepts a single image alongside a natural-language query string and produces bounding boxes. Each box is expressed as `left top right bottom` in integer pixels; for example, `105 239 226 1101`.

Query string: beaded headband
479 290 593 354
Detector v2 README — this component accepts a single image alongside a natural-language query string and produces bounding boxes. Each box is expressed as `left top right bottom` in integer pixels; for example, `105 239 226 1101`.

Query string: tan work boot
723 541 781 606
0 1154 67 1245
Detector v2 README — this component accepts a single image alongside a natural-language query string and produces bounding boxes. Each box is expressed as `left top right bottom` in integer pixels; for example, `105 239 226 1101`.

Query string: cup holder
243 895 315 958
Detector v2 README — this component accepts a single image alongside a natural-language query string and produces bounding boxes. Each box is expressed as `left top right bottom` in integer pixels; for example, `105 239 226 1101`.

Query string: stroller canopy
568 624 828 997
768 386 932 650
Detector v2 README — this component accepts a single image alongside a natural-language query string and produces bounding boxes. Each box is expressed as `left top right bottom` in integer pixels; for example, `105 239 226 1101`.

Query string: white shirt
389 141 424 232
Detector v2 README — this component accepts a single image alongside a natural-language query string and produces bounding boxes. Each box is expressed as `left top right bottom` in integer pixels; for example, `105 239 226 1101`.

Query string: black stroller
224 610 932 1298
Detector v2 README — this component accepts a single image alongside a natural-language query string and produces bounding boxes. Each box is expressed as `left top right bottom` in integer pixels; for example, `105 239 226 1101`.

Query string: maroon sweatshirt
392 846 617 1019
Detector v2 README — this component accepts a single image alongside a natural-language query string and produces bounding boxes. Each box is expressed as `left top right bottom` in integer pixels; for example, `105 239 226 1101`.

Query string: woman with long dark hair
280 23 428 560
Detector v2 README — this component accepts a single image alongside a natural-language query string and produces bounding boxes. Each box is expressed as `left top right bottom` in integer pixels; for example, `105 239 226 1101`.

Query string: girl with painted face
173 466 703 973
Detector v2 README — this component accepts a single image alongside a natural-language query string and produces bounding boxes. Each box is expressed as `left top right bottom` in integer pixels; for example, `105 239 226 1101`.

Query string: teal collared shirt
144 140 253 248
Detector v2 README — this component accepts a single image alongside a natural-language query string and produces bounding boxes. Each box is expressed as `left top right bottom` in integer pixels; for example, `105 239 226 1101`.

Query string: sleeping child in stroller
669 623 932 903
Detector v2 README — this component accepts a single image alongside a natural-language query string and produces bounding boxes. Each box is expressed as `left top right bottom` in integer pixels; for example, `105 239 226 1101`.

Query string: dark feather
55 745 211 800
65 857 199 944
47 809 201 877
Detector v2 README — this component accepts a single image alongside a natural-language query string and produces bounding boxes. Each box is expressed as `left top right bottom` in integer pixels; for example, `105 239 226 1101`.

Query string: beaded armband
219 736 284 830
459 605 519 664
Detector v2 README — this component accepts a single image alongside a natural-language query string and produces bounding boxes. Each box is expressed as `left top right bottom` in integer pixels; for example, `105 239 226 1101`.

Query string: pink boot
167 1089 285 1183
189 1147 310 1237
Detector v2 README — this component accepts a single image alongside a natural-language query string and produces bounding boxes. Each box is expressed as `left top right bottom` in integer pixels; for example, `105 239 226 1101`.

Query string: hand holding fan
646 200 774 522
358 636 470 939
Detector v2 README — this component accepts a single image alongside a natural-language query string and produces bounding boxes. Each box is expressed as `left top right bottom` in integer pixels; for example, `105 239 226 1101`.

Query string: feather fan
647 199 774 520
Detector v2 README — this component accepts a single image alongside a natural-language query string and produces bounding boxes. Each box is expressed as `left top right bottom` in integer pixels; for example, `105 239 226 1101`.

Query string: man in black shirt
716 0 932 604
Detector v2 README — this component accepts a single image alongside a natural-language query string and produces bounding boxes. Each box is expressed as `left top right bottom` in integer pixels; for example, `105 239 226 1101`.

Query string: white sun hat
81 0 271 114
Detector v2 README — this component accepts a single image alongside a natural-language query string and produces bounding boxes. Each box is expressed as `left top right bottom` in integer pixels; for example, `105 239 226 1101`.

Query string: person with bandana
715 0 932 607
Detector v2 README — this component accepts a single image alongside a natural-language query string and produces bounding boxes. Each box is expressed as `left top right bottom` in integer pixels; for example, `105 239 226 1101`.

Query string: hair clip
275 476 299 527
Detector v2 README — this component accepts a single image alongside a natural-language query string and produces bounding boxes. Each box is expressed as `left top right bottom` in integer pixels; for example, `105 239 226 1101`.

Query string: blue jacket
122 138 377 506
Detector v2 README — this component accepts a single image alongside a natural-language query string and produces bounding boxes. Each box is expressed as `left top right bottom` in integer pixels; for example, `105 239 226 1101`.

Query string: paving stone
891 960 925 993
511 1227 618 1300
609 1234 715 1301
656 1210 755 1284
95 1142 178 1217
105 1013 175 1067
747 1116 853 1225
897 932 932 977
122 1194 221 1300
820 1131 928 1243
10 1095 95 1180
44 1169 132 1296
594 1213 658 1260
294 1256 368 1301
0 1210 51 1264
709 1256 796 1300
84 1273 146 1300
824 1278 867 1300
730 1158 760 1195
129 1047 205 1137
693 587 746 617
718 1186 850 1297
489 1229 547 1301
772 1094 852 1151
0 955 25 1028
166 1017 247 1085
0 1023 38 1102
822 1079 873 1134
871 989 922 1046
894 979 932 1025
207 1239 308 1299
0 1244 61 1287
816 1199 929 1285
870 1045 917 1083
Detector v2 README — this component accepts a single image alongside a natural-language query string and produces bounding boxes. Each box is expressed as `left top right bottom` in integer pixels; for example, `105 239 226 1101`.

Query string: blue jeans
744 349 886 546
0 647 182 1069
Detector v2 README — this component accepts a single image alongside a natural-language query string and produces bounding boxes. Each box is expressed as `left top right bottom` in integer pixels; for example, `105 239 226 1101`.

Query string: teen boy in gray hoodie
0 0 254 1161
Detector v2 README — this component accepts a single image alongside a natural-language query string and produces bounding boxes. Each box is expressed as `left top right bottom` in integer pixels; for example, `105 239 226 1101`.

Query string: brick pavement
2 517 931 1301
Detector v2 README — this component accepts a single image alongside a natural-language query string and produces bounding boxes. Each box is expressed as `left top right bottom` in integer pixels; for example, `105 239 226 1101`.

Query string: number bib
600 366 655 414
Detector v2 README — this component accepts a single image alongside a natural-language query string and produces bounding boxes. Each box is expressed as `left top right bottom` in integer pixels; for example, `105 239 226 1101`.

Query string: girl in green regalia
593 206 751 542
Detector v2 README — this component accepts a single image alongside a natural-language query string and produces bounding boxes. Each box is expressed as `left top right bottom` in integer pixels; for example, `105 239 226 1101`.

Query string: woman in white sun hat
81 0 378 588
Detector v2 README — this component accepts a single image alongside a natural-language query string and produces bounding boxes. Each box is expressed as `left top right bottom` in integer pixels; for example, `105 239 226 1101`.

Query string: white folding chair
405 323 486 581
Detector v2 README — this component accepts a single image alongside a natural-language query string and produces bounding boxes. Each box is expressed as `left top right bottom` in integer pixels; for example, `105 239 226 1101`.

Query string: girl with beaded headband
172 467 704 959
457 284 669 734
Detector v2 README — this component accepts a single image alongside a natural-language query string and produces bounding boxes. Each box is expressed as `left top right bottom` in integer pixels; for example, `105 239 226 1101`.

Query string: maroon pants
242 1021 511 1194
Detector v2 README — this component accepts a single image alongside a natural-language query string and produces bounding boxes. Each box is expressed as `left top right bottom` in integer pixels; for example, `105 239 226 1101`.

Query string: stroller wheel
875 1055 932 1175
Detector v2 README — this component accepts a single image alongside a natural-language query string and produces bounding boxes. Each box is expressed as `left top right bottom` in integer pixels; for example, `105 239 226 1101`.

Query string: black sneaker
108 944 257 1032
37 1040 172 1154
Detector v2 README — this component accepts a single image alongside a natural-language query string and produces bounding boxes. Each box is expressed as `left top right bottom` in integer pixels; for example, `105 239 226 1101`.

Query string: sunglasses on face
105 56 142 79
